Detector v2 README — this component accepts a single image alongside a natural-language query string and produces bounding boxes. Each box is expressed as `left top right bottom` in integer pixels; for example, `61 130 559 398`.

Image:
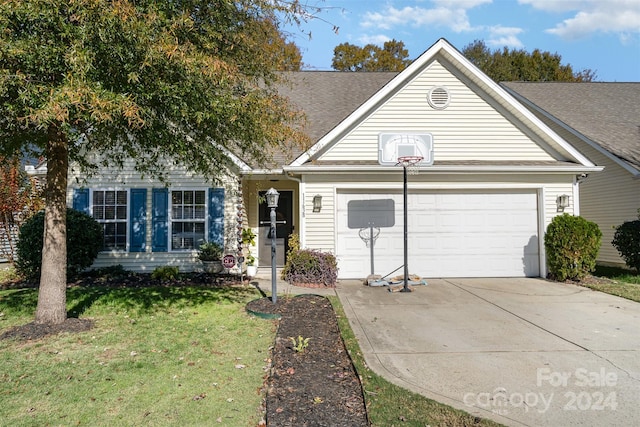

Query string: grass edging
583 266 640 303
327 296 503 427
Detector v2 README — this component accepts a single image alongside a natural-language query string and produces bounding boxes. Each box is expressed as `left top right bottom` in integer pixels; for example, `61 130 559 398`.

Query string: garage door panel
336 191 539 278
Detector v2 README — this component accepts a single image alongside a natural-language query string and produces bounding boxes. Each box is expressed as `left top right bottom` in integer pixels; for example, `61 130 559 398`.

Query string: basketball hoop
358 226 380 248
397 155 423 175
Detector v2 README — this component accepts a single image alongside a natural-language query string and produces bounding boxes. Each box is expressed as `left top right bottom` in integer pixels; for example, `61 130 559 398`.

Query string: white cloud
361 4 485 33
433 0 492 8
357 34 392 45
487 26 525 48
519 0 640 40
518 0 586 13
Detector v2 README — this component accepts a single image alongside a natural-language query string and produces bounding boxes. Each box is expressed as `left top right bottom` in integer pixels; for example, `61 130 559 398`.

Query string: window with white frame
171 190 206 250
92 190 127 250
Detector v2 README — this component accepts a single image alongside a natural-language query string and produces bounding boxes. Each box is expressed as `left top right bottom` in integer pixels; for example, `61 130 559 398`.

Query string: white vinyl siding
569 146 639 264
320 61 556 163
68 159 236 272
529 113 640 265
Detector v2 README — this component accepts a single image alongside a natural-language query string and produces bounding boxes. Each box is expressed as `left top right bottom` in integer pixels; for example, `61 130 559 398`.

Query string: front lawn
580 265 640 303
0 282 274 426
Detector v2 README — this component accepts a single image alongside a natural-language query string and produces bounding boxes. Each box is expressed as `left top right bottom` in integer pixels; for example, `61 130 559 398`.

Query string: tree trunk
35 125 69 325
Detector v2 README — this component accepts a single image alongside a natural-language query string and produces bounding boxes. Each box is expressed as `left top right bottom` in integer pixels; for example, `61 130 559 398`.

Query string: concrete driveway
336 278 640 426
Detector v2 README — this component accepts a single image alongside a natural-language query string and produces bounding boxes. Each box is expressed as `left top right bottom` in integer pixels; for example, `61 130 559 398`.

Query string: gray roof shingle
279 71 398 143
502 82 640 170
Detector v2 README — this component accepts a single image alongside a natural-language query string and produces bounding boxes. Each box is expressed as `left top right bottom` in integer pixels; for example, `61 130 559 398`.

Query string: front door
258 190 293 267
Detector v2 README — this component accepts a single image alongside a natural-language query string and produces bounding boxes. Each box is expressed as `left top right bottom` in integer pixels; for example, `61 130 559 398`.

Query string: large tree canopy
462 40 597 82
0 0 311 324
332 39 411 72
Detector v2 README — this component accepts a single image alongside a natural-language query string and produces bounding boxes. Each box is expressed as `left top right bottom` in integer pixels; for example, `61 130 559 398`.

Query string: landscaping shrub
282 245 338 287
544 213 602 281
151 266 180 281
15 209 103 281
612 210 640 272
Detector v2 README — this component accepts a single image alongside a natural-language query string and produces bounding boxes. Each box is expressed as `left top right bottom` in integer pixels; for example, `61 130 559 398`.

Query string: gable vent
427 86 450 109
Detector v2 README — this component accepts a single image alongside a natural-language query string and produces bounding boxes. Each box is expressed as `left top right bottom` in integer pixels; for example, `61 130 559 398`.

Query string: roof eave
283 164 604 174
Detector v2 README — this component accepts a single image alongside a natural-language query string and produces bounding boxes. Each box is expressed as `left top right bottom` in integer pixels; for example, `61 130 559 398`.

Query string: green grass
328 296 502 427
0 284 274 427
583 265 640 303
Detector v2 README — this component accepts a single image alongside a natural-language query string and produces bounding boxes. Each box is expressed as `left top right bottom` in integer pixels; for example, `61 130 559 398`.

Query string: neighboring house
68 38 605 278
503 83 640 267
0 160 46 264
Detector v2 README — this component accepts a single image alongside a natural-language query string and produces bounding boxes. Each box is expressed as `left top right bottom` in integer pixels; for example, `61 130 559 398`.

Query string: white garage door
336 190 540 278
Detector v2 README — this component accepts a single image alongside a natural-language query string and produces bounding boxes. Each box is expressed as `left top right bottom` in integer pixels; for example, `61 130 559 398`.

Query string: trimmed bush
16 209 103 281
612 211 640 272
282 247 338 287
151 266 180 281
544 213 602 281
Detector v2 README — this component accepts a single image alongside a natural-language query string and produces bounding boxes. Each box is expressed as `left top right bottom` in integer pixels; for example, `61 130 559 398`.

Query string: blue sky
283 0 640 82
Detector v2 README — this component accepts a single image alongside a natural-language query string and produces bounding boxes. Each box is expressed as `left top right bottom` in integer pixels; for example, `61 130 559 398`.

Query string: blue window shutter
208 188 225 246
130 189 147 253
72 189 90 214
152 188 168 252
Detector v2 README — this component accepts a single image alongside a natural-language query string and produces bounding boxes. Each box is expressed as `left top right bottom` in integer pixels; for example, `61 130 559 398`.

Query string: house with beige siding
66 38 607 278
503 83 640 267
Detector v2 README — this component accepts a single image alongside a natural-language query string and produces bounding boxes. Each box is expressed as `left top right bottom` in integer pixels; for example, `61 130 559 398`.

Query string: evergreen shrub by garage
282 235 338 287
612 211 640 272
16 209 103 281
544 213 602 281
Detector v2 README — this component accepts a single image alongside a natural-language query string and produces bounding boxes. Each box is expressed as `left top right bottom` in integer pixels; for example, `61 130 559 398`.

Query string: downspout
284 172 305 248
573 173 589 216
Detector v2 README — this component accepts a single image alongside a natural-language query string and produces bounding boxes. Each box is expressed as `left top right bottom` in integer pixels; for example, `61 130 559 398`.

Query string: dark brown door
258 190 292 267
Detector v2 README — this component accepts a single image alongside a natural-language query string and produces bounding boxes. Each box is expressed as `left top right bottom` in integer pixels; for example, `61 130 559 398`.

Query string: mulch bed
0 317 94 341
246 295 369 427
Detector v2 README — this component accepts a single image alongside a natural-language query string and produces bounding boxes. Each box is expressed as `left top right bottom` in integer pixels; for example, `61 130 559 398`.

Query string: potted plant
241 228 256 246
197 241 223 273
242 228 258 276
246 254 258 277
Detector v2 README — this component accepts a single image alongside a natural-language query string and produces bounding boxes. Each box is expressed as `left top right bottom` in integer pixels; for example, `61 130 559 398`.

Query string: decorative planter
201 260 223 274
246 265 258 277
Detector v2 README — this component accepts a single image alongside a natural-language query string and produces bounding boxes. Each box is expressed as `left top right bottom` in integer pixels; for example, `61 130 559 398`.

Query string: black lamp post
265 188 280 304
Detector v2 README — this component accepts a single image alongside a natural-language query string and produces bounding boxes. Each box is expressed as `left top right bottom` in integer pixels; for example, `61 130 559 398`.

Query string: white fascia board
239 169 284 177
25 164 47 175
284 164 604 174
503 88 640 178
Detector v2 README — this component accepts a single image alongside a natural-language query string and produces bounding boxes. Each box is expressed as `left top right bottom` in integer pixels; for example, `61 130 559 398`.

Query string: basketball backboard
378 133 434 166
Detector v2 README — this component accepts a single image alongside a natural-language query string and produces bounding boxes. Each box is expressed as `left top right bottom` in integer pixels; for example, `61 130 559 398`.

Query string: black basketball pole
369 224 375 276
400 164 411 292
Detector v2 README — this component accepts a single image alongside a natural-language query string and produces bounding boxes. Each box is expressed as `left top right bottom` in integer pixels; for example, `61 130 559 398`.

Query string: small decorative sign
222 254 236 269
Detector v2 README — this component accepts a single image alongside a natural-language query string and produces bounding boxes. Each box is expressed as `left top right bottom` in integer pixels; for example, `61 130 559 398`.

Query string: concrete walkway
251 274 640 426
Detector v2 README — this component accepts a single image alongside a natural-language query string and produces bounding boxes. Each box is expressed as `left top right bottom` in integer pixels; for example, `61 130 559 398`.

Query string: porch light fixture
266 187 280 208
313 194 322 212
266 188 280 304
556 194 570 212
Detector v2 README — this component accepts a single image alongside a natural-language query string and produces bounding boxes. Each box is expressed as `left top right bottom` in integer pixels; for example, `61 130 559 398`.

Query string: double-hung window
92 190 127 250
171 190 206 250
